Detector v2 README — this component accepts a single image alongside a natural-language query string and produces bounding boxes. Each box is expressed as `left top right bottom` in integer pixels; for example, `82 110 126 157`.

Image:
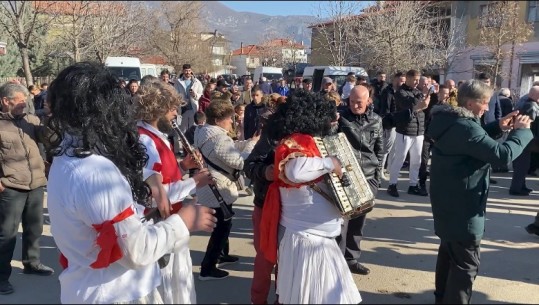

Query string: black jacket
243 129 277 208
337 108 384 183
394 84 426 136
376 84 398 116
244 102 267 140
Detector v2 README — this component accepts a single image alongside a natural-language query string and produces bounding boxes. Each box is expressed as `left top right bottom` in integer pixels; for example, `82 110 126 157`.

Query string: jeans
434 240 481 304
0 186 45 281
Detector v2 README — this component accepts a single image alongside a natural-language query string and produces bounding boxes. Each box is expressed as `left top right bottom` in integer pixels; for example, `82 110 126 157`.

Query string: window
479 3 501 28
529 1 539 22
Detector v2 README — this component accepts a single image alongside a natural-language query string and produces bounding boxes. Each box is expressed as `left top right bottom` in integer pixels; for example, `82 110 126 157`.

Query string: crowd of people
0 60 538 305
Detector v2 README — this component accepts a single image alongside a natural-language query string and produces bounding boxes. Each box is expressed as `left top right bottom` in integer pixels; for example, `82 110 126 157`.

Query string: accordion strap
309 182 337 206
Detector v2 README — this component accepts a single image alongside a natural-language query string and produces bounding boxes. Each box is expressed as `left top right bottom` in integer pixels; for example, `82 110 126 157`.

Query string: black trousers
336 183 377 263
510 149 531 191
419 139 432 185
434 240 481 304
200 206 232 273
0 186 45 281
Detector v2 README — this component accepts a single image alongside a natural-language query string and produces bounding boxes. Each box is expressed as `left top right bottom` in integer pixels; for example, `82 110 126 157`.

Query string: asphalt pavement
3 170 539 304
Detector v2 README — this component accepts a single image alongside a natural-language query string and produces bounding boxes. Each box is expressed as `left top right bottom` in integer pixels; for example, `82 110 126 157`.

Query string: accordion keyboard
314 133 375 217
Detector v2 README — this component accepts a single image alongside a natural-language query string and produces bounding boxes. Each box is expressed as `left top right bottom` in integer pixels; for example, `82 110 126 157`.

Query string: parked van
303 66 369 92
140 63 158 78
253 66 283 83
105 57 142 81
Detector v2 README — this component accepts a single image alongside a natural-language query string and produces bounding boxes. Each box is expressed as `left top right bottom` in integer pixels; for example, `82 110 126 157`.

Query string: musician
336 85 383 276
46 62 217 304
135 80 214 303
427 80 532 304
194 101 259 280
260 91 362 304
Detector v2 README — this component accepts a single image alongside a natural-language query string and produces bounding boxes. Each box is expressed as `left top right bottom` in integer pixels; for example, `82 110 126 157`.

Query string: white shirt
47 151 189 304
341 81 356 100
137 121 196 204
279 156 343 238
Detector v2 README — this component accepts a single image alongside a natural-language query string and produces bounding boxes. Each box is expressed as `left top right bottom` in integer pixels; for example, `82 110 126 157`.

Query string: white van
302 66 369 92
140 63 158 78
253 66 283 83
105 57 142 81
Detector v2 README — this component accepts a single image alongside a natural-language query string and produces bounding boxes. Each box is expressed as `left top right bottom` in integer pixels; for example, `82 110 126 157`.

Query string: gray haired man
0 82 54 295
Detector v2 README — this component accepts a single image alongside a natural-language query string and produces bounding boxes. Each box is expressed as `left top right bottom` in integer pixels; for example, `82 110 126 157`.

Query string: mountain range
200 1 316 50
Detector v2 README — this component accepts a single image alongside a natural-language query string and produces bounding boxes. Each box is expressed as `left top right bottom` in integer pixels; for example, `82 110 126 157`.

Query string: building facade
448 1 538 96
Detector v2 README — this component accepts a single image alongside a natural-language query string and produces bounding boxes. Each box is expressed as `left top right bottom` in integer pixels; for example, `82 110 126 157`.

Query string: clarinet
171 120 235 221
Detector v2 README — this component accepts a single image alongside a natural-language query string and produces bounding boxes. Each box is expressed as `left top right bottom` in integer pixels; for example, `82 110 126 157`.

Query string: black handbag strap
200 151 236 180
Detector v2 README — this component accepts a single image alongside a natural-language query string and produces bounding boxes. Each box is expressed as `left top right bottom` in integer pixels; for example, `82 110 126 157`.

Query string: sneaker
348 262 370 275
216 254 239 268
525 224 539 236
387 184 399 197
23 263 54 276
198 268 229 281
0 281 13 295
408 185 428 196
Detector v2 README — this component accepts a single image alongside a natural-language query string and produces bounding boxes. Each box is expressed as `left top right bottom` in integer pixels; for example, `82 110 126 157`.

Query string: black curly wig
266 89 337 142
47 61 151 205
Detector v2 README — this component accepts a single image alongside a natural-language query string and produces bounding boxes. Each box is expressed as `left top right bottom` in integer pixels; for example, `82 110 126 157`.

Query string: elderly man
427 79 532 304
509 86 539 196
337 85 383 276
239 78 253 105
0 83 54 295
444 79 458 107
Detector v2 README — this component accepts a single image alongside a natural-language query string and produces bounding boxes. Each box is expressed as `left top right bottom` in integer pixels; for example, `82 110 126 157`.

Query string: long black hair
266 89 337 142
47 61 151 205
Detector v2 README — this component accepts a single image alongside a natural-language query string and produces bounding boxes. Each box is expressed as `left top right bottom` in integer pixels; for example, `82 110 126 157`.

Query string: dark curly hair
47 61 151 205
267 89 337 142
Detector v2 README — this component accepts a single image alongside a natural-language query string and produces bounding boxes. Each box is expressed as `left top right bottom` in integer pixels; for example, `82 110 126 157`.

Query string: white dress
138 121 197 304
47 149 189 304
276 156 362 304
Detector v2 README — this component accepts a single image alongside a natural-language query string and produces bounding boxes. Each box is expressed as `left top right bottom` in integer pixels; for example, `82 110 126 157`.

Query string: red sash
259 133 323 264
59 206 135 269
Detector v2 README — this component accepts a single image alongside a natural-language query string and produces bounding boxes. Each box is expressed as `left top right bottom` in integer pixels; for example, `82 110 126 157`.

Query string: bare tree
0 1 57 85
144 1 212 73
348 1 446 75
87 1 150 64
432 10 470 80
310 1 364 66
478 1 533 88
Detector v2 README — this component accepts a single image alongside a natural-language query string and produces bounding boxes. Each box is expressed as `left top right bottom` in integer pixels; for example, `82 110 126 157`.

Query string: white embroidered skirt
113 288 163 304
276 229 362 304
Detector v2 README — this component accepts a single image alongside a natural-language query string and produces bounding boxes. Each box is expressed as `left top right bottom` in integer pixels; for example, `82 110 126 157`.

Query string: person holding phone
244 86 266 140
427 79 532 304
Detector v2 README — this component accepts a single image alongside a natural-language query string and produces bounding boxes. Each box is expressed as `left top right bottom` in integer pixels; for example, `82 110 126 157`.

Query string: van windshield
263 73 283 81
107 67 141 81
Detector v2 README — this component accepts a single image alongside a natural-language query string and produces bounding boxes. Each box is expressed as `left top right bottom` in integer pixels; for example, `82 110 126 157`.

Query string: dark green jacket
427 105 533 241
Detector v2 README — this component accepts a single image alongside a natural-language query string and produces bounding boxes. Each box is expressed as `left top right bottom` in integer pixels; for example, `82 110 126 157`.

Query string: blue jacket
481 94 502 126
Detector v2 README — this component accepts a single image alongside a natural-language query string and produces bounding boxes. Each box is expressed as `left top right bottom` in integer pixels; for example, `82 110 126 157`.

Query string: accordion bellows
313 133 375 218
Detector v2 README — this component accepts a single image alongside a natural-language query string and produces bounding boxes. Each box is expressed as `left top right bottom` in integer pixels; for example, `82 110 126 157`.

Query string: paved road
4 171 539 304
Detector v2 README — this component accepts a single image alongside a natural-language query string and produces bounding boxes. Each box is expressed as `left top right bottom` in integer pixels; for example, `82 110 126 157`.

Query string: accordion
313 132 375 218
